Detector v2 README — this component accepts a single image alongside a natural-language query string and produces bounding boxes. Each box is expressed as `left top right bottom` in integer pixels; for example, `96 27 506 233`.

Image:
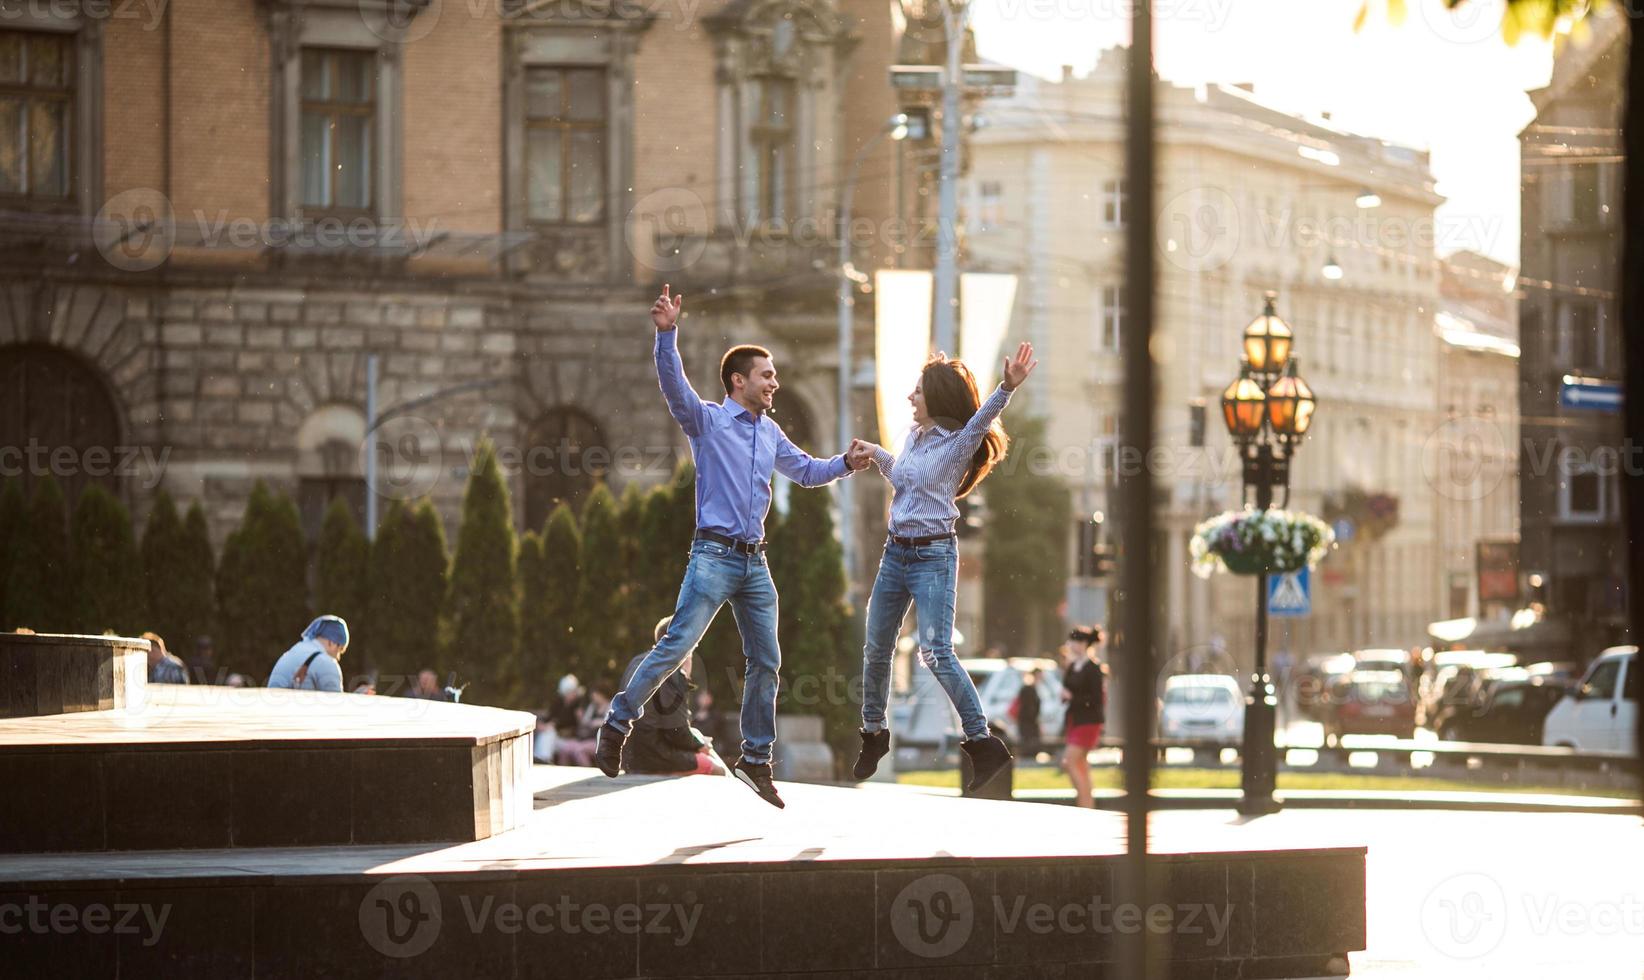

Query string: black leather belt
888 532 957 547
696 530 766 554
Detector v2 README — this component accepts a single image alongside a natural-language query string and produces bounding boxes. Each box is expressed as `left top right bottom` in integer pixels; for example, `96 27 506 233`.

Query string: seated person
619 616 726 776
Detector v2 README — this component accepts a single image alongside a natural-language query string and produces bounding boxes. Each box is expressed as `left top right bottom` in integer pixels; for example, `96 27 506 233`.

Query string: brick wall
403 4 503 234
165 0 271 227
102 12 165 198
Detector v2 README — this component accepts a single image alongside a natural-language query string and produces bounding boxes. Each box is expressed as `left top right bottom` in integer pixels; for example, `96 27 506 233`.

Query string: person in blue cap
267 615 350 692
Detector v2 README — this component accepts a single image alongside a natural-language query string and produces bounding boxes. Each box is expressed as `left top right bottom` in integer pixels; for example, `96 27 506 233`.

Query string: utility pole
932 0 968 356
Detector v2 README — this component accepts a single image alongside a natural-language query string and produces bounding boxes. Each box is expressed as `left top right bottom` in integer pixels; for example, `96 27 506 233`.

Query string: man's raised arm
651 284 712 437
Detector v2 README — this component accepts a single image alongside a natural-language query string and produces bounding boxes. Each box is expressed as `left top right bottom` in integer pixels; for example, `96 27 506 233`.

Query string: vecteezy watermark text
0 897 170 947
0 441 171 490
358 875 702 960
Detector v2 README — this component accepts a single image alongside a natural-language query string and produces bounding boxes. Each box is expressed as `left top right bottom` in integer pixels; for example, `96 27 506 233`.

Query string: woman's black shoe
853 728 891 780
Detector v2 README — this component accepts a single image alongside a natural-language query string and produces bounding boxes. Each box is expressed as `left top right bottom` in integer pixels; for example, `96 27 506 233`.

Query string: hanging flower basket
1189 508 1335 579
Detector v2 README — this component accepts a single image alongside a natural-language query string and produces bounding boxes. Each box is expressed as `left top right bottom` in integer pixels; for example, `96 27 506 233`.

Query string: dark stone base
0 685 535 851
0 633 147 718
0 850 1365 978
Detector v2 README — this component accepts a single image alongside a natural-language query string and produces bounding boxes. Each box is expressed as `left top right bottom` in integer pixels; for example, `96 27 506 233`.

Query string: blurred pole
1622 15 1644 787
932 0 968 355
365 353 379 541
1118 0 1162 978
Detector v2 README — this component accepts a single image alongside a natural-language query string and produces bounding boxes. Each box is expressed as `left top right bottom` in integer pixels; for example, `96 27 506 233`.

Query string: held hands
1002 341 1038 391
845 438 879 471
651 283 683 332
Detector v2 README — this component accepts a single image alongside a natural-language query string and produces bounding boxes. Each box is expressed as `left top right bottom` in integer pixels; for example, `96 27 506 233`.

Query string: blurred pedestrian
1012 668 1042 757
266 615 350 692
405 669 449 701
142 631 190 685
187 635 217 686
619 616 728 776
1061 625 1107 809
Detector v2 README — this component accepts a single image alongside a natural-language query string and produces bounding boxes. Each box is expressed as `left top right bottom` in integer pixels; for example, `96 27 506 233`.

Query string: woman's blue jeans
859 537 989 741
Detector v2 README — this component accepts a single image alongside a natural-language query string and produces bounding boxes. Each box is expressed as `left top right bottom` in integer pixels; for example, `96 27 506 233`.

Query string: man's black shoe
853 728 891 781
594 724 626 778
730 759 786 809
960 735 1013 793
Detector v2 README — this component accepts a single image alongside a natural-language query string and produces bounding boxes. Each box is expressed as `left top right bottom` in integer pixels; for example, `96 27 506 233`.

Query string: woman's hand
1002 341 1038 391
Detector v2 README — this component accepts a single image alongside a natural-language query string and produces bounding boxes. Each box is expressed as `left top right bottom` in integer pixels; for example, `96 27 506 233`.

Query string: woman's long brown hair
920 353 1008 498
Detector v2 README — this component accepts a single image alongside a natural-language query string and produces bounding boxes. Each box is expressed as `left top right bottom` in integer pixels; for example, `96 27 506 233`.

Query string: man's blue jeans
606 538 781 765
860 537 989 741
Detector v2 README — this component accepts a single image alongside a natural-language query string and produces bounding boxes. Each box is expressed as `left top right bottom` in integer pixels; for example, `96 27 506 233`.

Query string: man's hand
652 283 683 332
1002 341 1038 391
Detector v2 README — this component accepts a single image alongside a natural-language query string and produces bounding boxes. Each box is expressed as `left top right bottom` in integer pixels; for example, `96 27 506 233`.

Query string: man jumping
595 284 867 808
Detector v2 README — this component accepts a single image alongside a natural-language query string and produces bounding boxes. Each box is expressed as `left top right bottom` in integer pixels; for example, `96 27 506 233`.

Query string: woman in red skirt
1061 625 1108 808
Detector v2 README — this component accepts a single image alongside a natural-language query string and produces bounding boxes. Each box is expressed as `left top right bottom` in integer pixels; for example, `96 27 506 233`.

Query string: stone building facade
0 0 902 561
1516 8 1630 661
970 51 1447 668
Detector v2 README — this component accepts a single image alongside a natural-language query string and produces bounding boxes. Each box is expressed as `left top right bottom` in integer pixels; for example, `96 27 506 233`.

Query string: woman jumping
848 342 1037 792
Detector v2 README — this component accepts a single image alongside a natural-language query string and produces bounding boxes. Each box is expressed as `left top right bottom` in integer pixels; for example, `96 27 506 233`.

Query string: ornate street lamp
1221 291 1317 816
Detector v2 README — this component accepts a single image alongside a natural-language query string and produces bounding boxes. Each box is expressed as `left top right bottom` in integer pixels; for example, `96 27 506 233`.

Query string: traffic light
1075 511 1117 579
957 492 984 538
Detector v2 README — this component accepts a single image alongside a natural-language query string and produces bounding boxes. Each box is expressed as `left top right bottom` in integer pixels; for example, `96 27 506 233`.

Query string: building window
1571 163 1602 225
526 66 606 224
1559 298 1599 369
1102 178 1127 227
753 74 794 225
299 466 367 543
0 30 73 202
1097 284 1126 351
0 344 121 505
1558 455 1606 524
977 179 1003 230
524 408 607 531
299 48 376 215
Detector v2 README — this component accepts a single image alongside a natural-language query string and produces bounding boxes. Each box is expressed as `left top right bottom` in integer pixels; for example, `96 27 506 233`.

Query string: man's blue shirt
655 329 851 542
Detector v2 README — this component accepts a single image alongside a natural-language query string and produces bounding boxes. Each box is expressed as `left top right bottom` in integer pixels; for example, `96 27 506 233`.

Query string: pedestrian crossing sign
1267 568 1311 618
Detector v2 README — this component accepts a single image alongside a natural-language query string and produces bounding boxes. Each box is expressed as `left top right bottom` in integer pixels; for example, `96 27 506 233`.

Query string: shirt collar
720 396 759 423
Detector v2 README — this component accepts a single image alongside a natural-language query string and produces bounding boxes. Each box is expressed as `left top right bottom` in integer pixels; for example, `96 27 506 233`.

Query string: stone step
1 633 147 719
0 683 535 853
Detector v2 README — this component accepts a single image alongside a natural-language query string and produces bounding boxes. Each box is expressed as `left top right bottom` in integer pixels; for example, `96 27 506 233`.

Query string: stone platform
0 684 535 851
0 632 147 718
0 766 1368 978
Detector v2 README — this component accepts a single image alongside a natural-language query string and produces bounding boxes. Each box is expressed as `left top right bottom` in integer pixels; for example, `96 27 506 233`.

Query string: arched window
295 404 367 542
0 344 122 504
770 395 815 516
524 408 607 530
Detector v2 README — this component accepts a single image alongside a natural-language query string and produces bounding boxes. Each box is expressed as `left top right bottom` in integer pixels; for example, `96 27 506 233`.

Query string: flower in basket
1189 508 1335 578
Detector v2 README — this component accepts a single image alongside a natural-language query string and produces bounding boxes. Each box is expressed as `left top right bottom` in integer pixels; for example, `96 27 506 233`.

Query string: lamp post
1219 291 1316 816
837 114 910 600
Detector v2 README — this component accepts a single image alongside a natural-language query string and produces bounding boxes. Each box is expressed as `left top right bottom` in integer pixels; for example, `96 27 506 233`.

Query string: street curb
1015 787 1642 815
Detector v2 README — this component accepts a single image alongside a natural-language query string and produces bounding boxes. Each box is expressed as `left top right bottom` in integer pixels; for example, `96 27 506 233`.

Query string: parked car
1156 674 1244 746
1294 652 1357 721
1417 650 1517 728
890 657 1064 769
1352 648 1411 675
1322 670 1417 747
1542 646 1639 755
1429 668 1567 745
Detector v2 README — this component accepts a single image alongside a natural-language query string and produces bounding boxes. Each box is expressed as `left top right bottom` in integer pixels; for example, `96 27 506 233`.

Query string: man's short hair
654 616 673 643
720 344 772 394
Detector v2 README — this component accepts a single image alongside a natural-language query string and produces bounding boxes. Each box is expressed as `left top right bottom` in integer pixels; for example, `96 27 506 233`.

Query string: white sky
968 0 1557 266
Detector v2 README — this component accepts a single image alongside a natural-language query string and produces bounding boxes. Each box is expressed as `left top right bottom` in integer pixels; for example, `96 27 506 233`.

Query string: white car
890 657 1064 767
1542 646 1638 755
1157 674 1244 745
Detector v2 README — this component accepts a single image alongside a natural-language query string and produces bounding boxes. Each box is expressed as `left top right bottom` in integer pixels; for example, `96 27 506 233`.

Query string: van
1541 646 1638 755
